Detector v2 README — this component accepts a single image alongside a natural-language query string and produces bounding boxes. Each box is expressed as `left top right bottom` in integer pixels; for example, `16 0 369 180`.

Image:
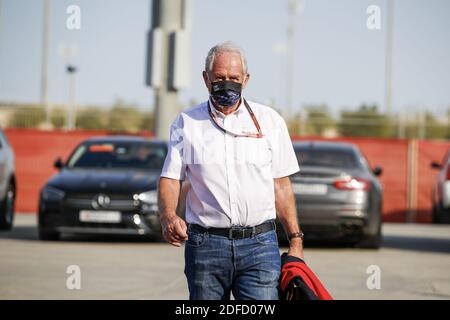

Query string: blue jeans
184 223 281 300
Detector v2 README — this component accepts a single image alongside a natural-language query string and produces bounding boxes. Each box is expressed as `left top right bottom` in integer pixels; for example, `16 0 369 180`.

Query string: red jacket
280 254 333 300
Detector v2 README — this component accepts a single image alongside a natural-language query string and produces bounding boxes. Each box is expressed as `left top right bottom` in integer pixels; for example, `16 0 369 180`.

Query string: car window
67 142 167 170
294 147 360 169
358 151 372 171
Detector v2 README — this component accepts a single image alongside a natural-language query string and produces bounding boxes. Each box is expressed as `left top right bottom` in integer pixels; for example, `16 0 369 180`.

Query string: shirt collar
208 97 244 118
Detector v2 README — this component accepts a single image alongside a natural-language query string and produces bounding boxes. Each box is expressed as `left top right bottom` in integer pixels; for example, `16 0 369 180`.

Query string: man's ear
242 73 250 89
202 71 211 92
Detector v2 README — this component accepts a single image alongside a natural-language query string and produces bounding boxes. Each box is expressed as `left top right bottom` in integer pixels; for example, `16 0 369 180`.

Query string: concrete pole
66 66 77 130
287 0 305 135
41 0 51 126
0 0 2 33
152 0 183 140
384 0 395 116
286 0 297 121
272 43 287 114
397 111 406 139
418 111 426 140
0 0 2 58
298 108 307 136
406 139 418 223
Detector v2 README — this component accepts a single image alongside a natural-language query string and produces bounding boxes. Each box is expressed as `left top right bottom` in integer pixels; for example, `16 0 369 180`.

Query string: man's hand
160 214 188 247
287 238 304 260
158 177 187 247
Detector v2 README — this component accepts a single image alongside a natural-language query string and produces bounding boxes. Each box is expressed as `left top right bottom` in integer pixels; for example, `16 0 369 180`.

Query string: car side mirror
373 166 383 176
54 157 64 170
431 161 442 169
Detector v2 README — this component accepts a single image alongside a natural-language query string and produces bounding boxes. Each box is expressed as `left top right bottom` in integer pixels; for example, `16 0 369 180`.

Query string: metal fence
1 104 448 139
289 111 449 140
0 104 154 133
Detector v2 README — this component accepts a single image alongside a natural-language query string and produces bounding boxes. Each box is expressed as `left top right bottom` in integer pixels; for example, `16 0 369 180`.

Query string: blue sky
1 0 449 117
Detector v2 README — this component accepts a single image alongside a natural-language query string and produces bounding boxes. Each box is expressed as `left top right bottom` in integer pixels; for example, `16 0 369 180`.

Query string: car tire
431 204 449 224
38 228 60 241
356 223 382 249
432 205 441 224
0 182 15 230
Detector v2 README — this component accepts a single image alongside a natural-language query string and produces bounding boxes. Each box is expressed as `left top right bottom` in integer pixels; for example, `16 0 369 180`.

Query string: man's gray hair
205 42 248 75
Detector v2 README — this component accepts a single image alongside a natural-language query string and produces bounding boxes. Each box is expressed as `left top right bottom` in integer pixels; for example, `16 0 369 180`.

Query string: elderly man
158 42 304 300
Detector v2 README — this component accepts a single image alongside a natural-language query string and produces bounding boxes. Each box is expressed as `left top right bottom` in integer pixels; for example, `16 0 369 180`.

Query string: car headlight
42 186 65 201
136 190 157 204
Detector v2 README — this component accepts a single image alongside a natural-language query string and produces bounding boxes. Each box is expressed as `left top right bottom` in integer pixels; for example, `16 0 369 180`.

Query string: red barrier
4 129 449 223
347 138 409 222
416 140 450 223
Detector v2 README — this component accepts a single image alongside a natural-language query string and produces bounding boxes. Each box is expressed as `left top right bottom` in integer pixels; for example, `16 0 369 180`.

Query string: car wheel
38 228 60 241
38 209 60 240
432 205 442 224
0 182 15 230
356 223 382 249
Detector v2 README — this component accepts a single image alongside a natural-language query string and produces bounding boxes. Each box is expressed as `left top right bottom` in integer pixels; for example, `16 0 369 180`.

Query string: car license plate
79 210 122 223
293 183 328 195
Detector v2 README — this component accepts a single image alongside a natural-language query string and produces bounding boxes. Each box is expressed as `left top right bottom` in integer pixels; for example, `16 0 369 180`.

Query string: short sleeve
160 114 186 180
270 114 300 178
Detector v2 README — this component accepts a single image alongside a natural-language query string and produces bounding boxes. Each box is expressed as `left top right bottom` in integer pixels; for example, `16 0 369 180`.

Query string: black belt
189 220 276 240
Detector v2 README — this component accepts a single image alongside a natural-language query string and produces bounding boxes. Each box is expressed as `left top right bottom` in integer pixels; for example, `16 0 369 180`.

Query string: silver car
431 148 450 223
0 128 16 230
282 141 383 249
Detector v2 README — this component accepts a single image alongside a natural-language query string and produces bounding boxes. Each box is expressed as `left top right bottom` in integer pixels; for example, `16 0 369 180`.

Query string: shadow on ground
1 226 449 253
0 226 161 243
0 226 38 241
381 234 450 254
282 235 450 254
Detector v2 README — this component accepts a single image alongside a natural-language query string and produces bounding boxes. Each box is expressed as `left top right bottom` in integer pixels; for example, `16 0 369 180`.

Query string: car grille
64 193 138 211
67 193 133 200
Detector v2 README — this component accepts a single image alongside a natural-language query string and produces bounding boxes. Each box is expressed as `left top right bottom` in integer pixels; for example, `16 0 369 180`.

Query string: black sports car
38 136 167 240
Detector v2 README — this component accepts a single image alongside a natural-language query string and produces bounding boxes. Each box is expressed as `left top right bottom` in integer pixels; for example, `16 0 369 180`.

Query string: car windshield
295 147 360 169
66 142 167 170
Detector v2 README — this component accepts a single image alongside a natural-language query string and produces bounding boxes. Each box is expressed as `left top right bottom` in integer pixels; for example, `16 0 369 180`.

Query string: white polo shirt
160 98 300 228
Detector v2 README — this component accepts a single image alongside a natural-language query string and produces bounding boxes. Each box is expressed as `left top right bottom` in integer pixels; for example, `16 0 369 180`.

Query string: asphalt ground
0 214 449 300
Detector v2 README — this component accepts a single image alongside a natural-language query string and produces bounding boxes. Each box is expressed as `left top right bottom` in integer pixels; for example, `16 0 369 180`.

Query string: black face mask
210 80 242 107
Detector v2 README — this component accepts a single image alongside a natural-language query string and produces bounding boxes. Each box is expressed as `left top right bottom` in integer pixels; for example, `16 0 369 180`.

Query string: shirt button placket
223 116 236 225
